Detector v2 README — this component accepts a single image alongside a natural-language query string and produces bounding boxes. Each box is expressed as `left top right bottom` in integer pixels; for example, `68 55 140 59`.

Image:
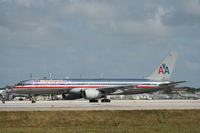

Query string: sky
0 0 200 88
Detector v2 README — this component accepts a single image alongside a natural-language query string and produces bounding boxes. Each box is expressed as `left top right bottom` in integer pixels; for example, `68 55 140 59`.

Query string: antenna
66 74 69 79
100 73 104 79
30 73 32 79
50 73 53 80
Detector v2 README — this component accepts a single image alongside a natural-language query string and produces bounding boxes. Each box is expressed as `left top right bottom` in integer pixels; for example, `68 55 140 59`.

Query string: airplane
11 52 185 103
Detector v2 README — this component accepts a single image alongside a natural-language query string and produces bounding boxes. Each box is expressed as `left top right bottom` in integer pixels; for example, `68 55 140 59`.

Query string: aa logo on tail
158 64 170 74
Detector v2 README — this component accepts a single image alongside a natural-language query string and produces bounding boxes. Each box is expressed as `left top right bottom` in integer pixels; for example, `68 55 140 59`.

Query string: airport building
170 88 188 93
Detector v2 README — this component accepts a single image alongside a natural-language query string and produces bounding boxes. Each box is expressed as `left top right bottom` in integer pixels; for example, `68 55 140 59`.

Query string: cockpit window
16 83 22 86
15 81 26 86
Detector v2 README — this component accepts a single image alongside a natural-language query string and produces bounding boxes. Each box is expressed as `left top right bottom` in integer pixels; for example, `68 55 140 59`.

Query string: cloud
63 1 115 20
3 0 46 8
184 60 200 71
107 6 172 37
61 1 173 39
0 0 175 44
162 0 200 26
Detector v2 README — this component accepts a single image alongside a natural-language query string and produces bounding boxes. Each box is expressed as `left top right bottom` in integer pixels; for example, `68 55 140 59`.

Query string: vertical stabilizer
147 52 178 81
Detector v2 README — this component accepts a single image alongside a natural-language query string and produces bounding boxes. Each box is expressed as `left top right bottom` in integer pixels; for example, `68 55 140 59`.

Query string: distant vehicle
11 52 185 103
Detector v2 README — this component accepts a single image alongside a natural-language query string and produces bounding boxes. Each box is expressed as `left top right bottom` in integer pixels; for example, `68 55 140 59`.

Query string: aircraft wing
97 85 137 94
97 81 186 95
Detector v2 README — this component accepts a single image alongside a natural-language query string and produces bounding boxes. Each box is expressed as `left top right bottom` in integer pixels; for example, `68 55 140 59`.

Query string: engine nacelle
62 93 82 100
83 89 101 100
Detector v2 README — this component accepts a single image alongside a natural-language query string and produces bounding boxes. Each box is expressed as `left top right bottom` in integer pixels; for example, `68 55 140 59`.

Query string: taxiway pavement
0 100 200 111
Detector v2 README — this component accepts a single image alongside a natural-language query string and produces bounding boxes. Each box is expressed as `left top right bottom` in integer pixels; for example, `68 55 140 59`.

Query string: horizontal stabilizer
159 81 187 87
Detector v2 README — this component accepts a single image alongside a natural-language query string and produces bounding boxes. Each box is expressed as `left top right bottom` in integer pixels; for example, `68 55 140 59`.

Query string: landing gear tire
89 99 98 103
29 94 36 103
30 97 36 103
101 99 111 103
31 100 36 103
2 99 5 104
0 96 5 104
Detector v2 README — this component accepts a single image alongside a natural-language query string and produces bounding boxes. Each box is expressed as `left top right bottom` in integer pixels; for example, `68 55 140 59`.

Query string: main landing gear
89 99 111 103
101 99 111 103
89 99 98 103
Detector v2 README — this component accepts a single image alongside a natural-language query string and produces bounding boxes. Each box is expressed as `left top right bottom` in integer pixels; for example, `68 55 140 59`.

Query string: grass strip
0 110 199 133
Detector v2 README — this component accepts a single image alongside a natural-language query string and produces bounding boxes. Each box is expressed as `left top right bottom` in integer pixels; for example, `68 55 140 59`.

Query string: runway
0 100 200 111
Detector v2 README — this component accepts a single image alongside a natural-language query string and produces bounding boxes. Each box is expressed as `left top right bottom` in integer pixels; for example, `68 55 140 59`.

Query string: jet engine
83 89 101 100
62 93 82 100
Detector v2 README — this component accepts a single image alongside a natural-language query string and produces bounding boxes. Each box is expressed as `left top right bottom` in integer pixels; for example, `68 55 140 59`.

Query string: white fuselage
12 79 169 95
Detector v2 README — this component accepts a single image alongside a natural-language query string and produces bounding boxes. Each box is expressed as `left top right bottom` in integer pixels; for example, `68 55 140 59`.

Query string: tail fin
147 52 178 81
